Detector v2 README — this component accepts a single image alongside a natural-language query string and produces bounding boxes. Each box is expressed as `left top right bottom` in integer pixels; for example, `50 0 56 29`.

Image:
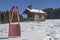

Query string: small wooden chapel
23 4 46 21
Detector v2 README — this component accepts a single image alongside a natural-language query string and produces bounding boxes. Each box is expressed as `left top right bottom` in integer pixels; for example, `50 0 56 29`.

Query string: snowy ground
0 19 60 40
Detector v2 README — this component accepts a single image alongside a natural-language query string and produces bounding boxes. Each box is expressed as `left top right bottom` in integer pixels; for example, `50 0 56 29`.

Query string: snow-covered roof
27 8 46 13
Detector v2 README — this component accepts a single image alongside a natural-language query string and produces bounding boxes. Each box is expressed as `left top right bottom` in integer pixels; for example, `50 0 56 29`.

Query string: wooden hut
23 5 46 21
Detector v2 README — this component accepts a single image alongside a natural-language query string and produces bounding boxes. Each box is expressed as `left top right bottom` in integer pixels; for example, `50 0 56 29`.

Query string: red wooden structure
9 6 21 37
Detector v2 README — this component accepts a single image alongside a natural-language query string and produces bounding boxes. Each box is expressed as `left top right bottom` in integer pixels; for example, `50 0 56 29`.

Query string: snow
0 19 60 40
27 8 46 13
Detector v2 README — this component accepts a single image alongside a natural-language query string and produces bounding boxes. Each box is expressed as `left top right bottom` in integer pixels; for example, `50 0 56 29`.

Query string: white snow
0 19 60 40
27 8 46 13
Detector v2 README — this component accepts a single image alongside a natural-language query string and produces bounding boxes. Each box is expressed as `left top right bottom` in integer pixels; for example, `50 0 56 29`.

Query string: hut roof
26 8 46 13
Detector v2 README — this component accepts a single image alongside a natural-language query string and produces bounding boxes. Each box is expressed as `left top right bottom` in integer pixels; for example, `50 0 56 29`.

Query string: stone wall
34 13 45 21
34 13 40 21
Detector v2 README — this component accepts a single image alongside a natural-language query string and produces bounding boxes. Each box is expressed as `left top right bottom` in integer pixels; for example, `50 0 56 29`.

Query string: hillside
0 19 60 40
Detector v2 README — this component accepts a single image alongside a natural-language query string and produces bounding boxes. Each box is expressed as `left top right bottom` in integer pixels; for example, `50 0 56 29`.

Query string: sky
0 0 60 18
